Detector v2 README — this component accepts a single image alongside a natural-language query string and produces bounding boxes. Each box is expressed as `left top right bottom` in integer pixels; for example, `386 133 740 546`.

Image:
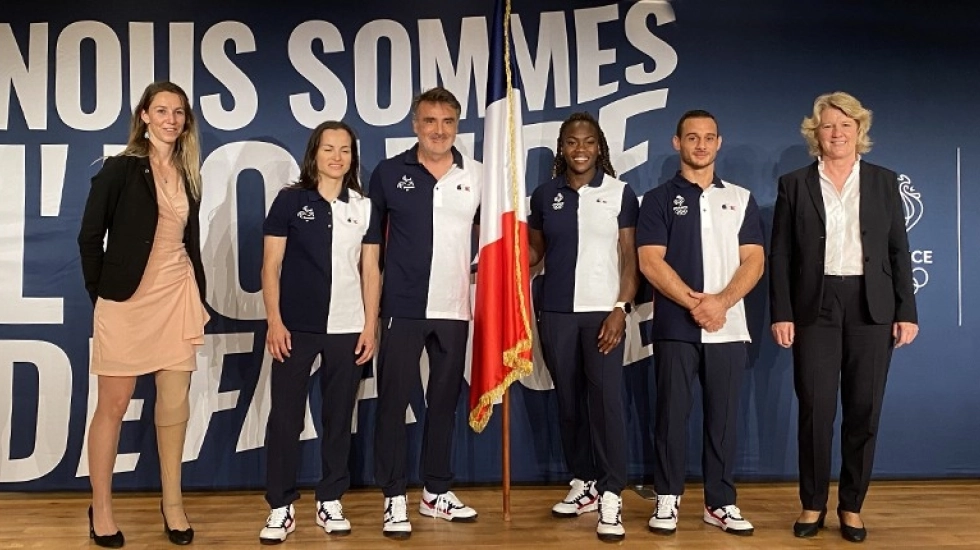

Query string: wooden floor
1 481 978 549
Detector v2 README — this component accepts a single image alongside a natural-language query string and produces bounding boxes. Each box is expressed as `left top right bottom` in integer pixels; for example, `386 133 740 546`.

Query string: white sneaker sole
259 523 295 545
703 514 754 536
382 524 412 539
648 521 677 535
597 527 626 542
315 516 351 535
552 500 599 518
418 505 478 522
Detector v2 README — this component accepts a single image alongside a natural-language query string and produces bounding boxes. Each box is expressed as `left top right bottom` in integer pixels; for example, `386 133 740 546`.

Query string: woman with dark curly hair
528 112 638 542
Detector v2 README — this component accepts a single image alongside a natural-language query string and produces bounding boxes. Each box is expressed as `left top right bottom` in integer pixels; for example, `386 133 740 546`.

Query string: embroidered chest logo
397 175 415 191
297 205 315 221
672 195 688 216
552 192 565 210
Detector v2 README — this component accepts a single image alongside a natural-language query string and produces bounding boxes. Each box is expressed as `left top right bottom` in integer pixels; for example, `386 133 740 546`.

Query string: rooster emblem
899 174 922 231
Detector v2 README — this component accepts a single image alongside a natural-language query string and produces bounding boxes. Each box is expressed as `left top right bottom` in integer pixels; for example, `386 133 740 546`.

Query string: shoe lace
655 495 678 518
266 506 291 528
434 491 465 513
321 500 344 519
563 479 595 503
718 504 743 520
386 496 408 522
599 494 621 524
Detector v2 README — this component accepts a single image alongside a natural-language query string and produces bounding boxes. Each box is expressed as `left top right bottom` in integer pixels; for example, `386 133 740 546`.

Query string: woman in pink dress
78 81 209 548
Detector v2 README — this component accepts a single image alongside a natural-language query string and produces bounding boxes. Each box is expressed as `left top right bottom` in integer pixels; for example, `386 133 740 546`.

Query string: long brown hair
120 81 203 200
551 112 616 178
294 121 362 194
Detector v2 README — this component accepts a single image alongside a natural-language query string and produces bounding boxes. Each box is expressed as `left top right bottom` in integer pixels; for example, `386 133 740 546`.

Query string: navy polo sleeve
618 184 639 228
263 188 294 237
366 168 386 243
528 184 545 230
738 194 765 246
363 198 383 245
636 187 668 246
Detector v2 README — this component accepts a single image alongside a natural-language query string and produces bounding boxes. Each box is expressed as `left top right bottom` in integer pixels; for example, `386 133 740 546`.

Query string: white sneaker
596 491 625 541
315 500 351 535
703 504 754 535
259 504 295 545
648 494 680 535
418 488 478 521
552 479 599 517
382 495 412 538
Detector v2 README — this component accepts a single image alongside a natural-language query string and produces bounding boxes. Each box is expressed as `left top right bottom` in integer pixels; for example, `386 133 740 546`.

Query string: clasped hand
689 291 727 332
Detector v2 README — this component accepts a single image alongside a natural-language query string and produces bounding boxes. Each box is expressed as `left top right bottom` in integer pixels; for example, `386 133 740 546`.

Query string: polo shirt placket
637 174 763 343
367 145 482 321
263 186 379 334
529 170 639 313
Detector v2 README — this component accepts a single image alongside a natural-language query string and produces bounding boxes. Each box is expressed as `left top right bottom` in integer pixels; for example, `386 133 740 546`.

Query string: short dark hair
295 120 362 194
411 87 462 120
675 109 719 137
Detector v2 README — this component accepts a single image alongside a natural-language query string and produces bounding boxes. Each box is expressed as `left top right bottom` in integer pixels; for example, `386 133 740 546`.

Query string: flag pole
501 0 514 523
503 386 511 520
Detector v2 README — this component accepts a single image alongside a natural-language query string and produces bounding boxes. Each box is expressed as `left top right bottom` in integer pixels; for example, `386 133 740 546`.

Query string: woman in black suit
78 81 208 547
769 91 918 543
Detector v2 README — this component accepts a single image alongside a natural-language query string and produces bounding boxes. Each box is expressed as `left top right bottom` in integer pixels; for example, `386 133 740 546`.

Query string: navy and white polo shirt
637 173 764 343
529 170 638 313
263 186 380 334
367 145 482 320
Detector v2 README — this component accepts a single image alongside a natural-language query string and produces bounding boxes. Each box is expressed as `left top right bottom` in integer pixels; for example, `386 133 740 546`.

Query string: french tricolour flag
468 0 533 433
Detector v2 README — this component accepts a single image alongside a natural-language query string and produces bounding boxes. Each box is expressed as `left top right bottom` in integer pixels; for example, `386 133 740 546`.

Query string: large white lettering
418 17 489 119
0 145 64 323
0 23 48 130
288 20 348 127
574 5 619 103
511 12 572 111
55 21 122 131
199 141 299 320
623 0 677 85
200 22 257 130
0 340 72 482
353 20 413 126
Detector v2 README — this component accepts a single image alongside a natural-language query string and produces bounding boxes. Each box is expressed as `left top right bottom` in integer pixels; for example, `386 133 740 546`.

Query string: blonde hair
120 81 203 200
800 91 873 157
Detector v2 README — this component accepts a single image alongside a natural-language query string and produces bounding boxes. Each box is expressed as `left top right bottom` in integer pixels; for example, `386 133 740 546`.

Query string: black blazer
77 155 206 305
769 160 917 326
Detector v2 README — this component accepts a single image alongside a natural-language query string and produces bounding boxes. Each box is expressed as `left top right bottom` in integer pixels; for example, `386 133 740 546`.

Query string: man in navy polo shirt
637 110 765 537
367 87 481 538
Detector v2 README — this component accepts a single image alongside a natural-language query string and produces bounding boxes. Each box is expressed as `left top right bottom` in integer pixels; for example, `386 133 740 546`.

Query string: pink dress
91 179 209 376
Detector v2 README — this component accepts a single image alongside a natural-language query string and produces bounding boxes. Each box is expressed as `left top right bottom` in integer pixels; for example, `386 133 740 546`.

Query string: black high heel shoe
161 502 195 545
838 509 867 543
792 509 827 537
88 505 125 548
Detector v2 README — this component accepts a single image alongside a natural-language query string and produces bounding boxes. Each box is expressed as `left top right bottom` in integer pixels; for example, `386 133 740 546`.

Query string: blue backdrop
1 0 978 491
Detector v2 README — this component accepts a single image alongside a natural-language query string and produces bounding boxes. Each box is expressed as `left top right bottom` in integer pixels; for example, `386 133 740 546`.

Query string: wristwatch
614 301 632 314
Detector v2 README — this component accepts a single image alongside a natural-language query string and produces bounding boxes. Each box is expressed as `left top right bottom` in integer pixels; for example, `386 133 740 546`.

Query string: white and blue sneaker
552 479 599 517
382 495 412 538
648 494 680 535
703 504 754 536
596 491 625 542
315 499 351 535
418 488 478 522
259 504 295 545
